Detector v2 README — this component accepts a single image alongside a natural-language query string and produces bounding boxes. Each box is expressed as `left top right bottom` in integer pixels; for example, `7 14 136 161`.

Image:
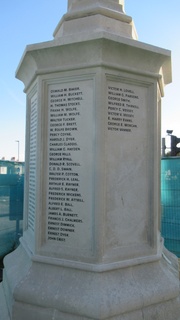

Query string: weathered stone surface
0 1 179 319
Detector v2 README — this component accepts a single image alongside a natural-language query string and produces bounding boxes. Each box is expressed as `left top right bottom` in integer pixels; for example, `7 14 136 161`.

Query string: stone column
68 0 124 9
54 0 134 39
1 0 180 319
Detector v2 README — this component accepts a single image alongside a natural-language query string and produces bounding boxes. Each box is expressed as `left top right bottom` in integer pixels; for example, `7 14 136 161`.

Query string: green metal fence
0 160 24 257
161 157 180 257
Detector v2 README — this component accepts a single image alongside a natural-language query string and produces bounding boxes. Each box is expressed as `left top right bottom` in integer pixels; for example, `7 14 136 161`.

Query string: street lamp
15 140 20 161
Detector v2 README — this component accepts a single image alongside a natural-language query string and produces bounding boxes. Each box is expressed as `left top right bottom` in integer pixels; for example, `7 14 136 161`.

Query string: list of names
28 93 37 232
47 80 93 247
107 84 140 133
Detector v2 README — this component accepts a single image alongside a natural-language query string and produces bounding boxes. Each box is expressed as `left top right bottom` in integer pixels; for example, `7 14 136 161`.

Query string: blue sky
0 0 179 160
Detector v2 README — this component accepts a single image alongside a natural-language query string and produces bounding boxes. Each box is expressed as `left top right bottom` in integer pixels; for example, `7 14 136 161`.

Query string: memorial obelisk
1 0 180 319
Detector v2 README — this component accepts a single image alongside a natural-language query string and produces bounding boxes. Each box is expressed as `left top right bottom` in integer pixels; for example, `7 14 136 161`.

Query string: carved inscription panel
28 93 37 233
46 79 94 251
106 79 149 250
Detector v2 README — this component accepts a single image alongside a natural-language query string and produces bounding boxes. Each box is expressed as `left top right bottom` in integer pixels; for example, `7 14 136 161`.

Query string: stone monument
1 0 180 319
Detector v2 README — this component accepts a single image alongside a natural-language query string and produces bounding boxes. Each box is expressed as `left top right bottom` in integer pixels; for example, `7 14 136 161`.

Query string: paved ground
0 283 10 320
0 268 3 282
0 256 3 282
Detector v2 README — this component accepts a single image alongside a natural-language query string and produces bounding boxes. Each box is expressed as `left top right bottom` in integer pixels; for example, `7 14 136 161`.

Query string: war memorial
0 0 180 319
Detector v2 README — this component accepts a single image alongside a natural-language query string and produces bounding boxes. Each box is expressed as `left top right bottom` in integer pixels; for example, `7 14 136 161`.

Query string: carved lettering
46 80 93 247
107 85 139 133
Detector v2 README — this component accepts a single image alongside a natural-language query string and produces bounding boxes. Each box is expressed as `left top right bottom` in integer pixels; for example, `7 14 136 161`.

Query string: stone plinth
0 1 179 319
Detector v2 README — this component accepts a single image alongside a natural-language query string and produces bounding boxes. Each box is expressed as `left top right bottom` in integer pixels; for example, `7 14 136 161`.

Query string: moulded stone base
12 297 180 320
1 244 180 320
